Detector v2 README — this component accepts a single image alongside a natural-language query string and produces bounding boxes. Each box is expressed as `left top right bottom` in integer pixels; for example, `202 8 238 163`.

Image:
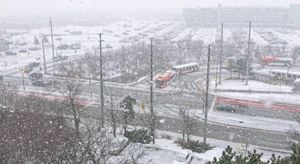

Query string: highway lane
1 84 291 150
81 105 290 150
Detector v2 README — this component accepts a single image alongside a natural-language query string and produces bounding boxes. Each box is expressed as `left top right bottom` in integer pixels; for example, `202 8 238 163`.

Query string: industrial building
183 4 300 28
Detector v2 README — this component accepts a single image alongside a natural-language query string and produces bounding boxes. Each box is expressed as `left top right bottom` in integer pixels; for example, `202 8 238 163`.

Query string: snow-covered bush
124 129 152 144
176 139 213 153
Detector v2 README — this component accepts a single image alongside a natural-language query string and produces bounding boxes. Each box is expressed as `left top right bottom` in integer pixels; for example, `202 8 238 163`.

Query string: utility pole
246 21 251 86
89 73 92 99
99 33 105 128
203 44 211 144
219 23 223 84
150 38 155 143
50 17 56 74
42 35 47 74
22 68 25 90
214 43 218 91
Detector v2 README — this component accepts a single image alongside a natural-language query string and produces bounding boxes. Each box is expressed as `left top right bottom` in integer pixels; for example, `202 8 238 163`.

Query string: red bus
262 56 293 66
155 70 176 88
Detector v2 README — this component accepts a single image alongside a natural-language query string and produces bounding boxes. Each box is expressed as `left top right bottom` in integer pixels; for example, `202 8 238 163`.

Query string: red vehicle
262 56 293 66
155 70 176 88
215 96 300 113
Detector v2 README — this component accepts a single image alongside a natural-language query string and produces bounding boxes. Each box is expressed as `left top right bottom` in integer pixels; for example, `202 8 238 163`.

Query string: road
80 104 290 150
0 70 292 150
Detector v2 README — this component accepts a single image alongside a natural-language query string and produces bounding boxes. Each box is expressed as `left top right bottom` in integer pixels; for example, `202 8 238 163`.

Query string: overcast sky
1 0 300 18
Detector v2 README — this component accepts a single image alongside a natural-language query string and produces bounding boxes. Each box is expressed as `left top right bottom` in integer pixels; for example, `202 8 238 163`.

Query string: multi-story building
183 7 218 27
183 4 299 28
0 38 9 52
289 4 300 26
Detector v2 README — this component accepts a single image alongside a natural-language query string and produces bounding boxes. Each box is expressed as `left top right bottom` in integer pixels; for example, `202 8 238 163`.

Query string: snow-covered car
173 150 193 164
29 72 43 81
32 80 46 87
19 49 27 53
45 79 59 87
5 51 17 56
57 44 69 50
28 47 41 51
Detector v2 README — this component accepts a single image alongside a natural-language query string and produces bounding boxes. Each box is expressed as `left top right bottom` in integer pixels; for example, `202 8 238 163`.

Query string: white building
0 38 9 52
183 4 299 28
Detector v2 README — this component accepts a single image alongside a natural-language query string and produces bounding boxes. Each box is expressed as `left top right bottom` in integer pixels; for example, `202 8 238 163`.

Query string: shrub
216 105 236 113
176 139 213 153
124 129 152 144
160 133 172 140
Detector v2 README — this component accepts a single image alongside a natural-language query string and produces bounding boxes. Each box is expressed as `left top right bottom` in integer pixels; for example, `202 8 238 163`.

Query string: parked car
53 55 68 61
57 44 69 50
70 31 82 35
45 79 59 87
5 51 17 56
173 150 193 164
28 62 40 68
70 43 81 50
32 80 46 87
29 72 43 81
28 47 40 51
19 49 27 53
46 44 53 47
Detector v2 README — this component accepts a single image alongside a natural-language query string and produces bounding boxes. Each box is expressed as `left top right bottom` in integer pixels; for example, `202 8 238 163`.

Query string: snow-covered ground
217 79 292 92
141 130 292 163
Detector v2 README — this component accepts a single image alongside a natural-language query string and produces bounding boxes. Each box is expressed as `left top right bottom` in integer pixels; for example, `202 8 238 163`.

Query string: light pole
42 35 47 74
98 33 105 128
219 23 223 84
49 17 56 74
150 38 155 144
203 44 211 144
22 68 25 90
246 21 252 86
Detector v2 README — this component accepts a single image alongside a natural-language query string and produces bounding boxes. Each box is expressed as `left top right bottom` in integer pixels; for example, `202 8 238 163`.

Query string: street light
21 68 25 90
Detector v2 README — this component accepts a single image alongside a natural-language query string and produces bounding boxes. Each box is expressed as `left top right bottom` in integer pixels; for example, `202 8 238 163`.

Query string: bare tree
179 109 197 143
110 92 118 137
0 83 17 109
287 114 300 144
57 61 84 137
84 128 115 164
